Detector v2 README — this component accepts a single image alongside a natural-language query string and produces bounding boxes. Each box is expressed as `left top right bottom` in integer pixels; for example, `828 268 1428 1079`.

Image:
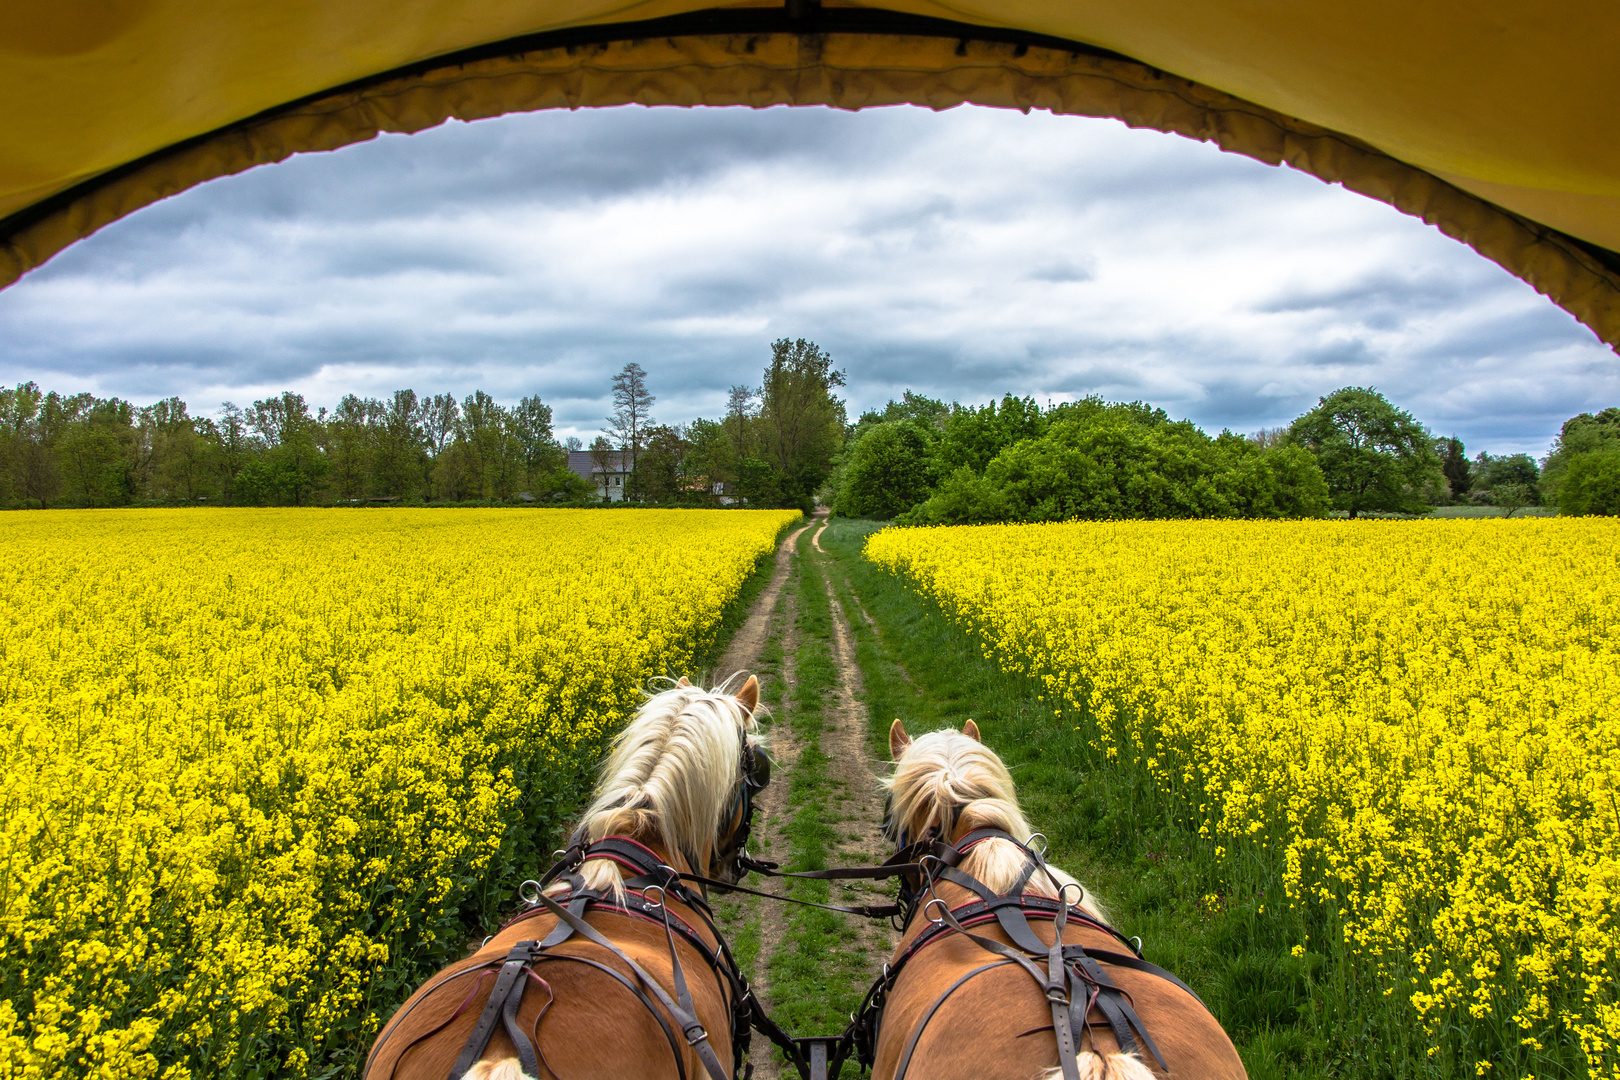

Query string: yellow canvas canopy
4 0 1618 350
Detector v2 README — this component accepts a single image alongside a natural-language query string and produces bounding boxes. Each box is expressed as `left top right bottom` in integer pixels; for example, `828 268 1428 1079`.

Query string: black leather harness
365 834 767 1080
363 750 1199 1080
844 828 1202 1080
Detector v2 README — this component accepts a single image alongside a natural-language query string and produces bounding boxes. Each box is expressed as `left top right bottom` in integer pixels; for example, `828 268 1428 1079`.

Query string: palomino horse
364 675 769 1080
860 720 1246 1080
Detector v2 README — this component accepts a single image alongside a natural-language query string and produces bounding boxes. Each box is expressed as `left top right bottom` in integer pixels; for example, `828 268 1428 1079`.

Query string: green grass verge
763 540 880 1050
817 518 1383 1080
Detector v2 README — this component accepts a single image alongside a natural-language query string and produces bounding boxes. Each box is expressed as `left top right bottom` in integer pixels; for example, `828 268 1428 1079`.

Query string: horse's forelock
888 728 1107 922
574 677 761 899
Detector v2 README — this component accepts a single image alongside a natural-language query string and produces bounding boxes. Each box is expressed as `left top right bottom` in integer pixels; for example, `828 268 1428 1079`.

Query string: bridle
713 738 771 880
364 744 1206 1080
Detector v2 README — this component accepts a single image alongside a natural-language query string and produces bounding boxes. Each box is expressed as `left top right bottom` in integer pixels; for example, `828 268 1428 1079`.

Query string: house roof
566 449 631 482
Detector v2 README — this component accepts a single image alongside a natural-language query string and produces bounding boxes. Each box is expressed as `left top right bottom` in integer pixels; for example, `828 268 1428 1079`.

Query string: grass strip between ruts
761 536 883 1058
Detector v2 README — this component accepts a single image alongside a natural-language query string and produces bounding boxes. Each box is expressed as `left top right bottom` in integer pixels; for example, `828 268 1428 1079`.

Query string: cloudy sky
2 103 1615 456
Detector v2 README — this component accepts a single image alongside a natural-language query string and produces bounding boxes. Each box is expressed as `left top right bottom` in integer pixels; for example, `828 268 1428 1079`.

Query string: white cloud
1 103 1613 456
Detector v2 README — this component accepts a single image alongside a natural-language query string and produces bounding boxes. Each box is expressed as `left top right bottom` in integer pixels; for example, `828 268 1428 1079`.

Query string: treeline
828 386 1620 522
0 337 849 511
0 384 592 508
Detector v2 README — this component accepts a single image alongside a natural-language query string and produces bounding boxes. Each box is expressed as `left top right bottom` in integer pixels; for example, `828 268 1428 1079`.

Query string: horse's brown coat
365 847 736 1080
870 876 1247 1080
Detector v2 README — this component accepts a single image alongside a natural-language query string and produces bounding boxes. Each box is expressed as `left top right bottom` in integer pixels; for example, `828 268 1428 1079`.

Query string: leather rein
712 827 1203 1080
362 781 1197 1080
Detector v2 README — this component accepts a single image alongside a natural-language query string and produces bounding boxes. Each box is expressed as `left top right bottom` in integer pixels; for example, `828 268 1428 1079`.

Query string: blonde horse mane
886 725 1108 923
568 674 764 900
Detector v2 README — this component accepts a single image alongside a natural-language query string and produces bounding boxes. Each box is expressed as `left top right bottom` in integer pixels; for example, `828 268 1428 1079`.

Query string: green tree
248 392 328 505
937 394 1045 476
833 420 938 519
758 338 846 511
684 417 734 497
1439 436 1472 498
635 425 689 503
421 392 459 500
373 390 424 499
1215 433 1331 518
1286 386 1438 517
510 394 559 490
733 455 780 508
326 394 374 501
1556 449 1620 515
1542 407 1620 503
139 396 217 503
214 403 252 502
723 385 758 466
52 394 137 506
0 382 57 507
899 466 1006 526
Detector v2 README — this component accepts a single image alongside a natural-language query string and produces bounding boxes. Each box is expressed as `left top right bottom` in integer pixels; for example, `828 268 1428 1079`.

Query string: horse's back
873 924 1246 1080
367 912 734 1080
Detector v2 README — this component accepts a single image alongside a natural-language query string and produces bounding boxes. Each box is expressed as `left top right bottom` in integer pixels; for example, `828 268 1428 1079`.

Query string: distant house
567 449 632 502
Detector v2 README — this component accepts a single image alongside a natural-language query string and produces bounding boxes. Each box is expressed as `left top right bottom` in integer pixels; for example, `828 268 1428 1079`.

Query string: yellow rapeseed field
866 519 1620 1078
0 507 797 1080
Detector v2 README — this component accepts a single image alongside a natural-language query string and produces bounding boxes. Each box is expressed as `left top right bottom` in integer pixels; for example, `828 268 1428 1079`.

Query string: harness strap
676 869 904 919
856 829 1198 1079
1069 951 1167 1070
530 886 732 1080
447 944 540 1080
539 880 591 948
526 952 691 1080
1048 900 1080 1080
370 969 493 1080
892 961 1014 1080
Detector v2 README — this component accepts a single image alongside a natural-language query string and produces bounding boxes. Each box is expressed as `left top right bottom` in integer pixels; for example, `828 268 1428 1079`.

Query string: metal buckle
685 1024 710 1046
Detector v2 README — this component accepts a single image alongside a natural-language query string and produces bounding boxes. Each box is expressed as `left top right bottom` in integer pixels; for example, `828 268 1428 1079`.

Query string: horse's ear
962 719 981 743
735 675 759 717
676 676 692 687
889 719 912 759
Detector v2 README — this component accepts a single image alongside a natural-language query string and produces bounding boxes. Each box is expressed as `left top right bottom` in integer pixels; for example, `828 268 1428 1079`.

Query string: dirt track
718 514 897 1079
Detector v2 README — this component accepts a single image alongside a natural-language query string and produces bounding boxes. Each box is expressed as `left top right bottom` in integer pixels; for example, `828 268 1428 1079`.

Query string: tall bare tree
606 362 655 499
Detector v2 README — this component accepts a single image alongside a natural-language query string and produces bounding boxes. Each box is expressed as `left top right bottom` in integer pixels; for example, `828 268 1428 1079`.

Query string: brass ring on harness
923 897 950 926
519 879 545 906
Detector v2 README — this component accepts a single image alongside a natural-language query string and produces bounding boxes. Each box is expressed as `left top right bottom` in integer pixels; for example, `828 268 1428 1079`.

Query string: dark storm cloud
1257 270 1469 316
2 103 1616 458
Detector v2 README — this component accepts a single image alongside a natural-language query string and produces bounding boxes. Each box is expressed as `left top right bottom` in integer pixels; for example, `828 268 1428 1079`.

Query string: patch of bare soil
748 580 797 991
714 520 811 679
812 520 901 967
